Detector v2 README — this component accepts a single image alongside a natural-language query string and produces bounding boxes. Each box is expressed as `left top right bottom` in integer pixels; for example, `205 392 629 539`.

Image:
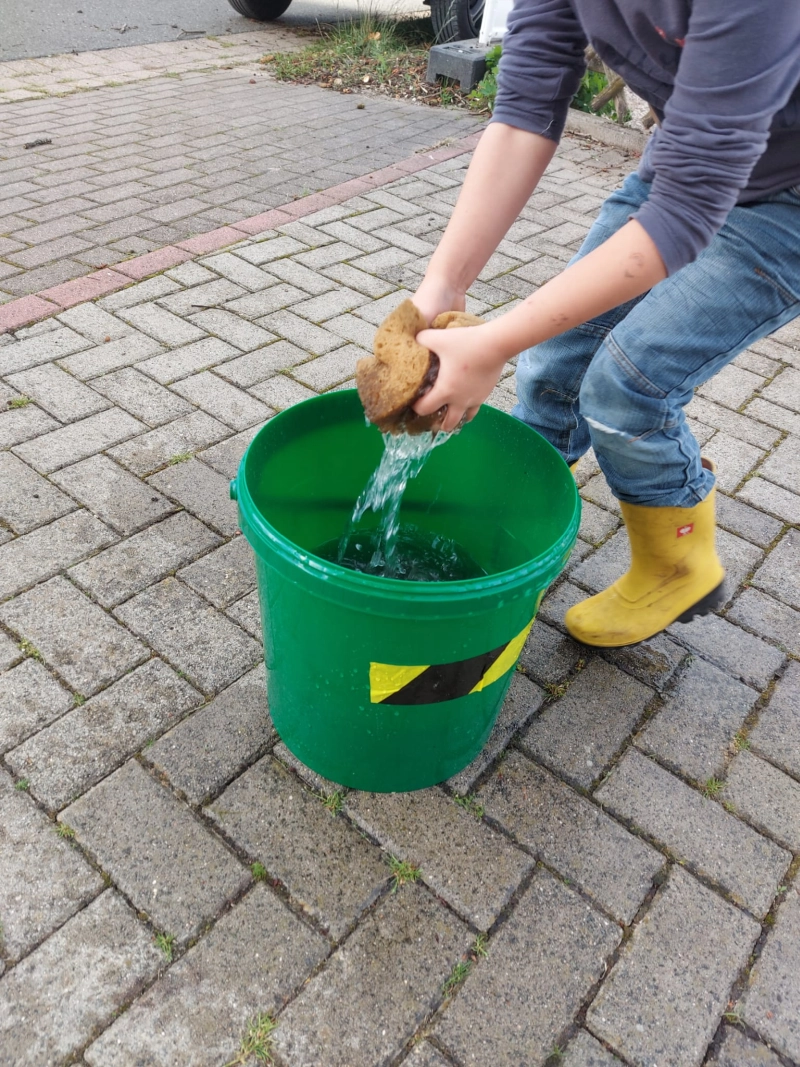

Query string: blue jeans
513 173 800 506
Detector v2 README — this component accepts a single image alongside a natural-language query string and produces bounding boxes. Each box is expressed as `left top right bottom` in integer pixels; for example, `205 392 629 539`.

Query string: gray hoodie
491 0 800 274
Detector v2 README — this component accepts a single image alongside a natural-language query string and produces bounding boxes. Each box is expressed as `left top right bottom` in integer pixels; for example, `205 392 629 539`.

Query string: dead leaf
368 31 381 40
362 75 370 83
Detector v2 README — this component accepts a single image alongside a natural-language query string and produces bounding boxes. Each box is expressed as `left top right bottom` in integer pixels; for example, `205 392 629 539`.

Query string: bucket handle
229 479 238 501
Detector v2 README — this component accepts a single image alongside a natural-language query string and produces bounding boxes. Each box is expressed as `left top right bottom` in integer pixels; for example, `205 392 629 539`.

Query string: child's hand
413 323 506 433
412 276 466 326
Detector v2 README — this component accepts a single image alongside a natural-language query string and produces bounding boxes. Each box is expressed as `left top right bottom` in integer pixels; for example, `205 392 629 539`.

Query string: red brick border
0 130 484 335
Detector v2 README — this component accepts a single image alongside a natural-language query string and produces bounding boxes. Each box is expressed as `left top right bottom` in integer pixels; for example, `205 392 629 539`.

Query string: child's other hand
413 324 506 433
412 276 466 326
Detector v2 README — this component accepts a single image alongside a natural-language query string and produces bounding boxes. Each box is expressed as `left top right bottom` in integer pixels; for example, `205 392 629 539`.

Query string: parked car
225 0 482 43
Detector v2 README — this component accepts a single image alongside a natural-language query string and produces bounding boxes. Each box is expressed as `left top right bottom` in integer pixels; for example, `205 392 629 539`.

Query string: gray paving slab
668 614 785 691
0 769 103 962
562 1031 624 1067
147 664 274 805
114 577 261 695
0 404 59 449
716 491 784 548
742 889 800 1063
12 407 146 474
0 451 75 534
0 508 116 599
57 329 166 380
758 433 800 496
402 1043 452 1067
274 882 471 1067
0 575 148 696
5 659 202 811
0 657 73 753
176 534 255 609
727 587 800 658
749 661 800 777
171 369 273 429
6 363 110 423
595 749 790 917
752 529 800 612
108 409 231 476
517 618 584 685
84 884 328 1067
225 588 262 640
479 750 663 924
148 457 239 536
708 1028 785 1067
0 326 91 375
206 755 388 940
0 890 162 1067
637 657 758 783
601 632 688 691
722 751 800 851
50 453 177 535
61 760 249 944
69 510 221 607
436 868 621 1066
587 867 759 1067
0 630 22 672
91 366 194 426
519 657 653 789
346 787 534 931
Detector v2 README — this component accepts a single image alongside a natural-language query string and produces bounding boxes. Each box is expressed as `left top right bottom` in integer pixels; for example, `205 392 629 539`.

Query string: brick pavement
1 49 800 1067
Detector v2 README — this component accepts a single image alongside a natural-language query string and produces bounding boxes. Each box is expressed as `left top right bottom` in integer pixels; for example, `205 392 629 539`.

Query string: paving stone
249 374 318 410
479 750 663 923
6 658 202 812
199 251 277 291
638 657 759 782
98 275 180 312
225 589 262 640
0 575 148 696
587 866 759 1067
177 535 255 608
539 579 598 630
738 476 800 524
436 869 620 1067
402 1042 452 1067
698 363 764 409
50 454 176 535
346 787 533 931
759 434 800 496
257 309 345 355
135 335 240 384
760 365 800 409
148 664 273 805
722 750 800 851
578 499 620 545
198 426 258 479
216 339 308 388
0 325 90 375
0 451 75 534
669 614 784 691
70 511 222 608
291 287 369 324
57 330 166 380
275 882 470 1067
62 760 249 944
727 587 800 657
717 491 783 548
158 277 246 316
745 397 800 436
0 768 103 960
0 403 59 448
322 261 397 298
83 884 327 1067
708 1028 784 1067
118 302 206 346
686 395 781 450
601 633 688 691
236 234 309 265
172 370 273 430
0 890 161 1067
517 618 584 685
148 457 239 536
12 407 145 474
115 577 261 695
6 363 110 423
447 671 546 794
0 630 22 672
0 657 73 754
0 509 115 600
519 658 652 789
562 1031 624 1067
223 283 307 320
57 302 133 343
91 366 193 426
751 530 800 612
207 755 388 940
742 889 800 1063
749 661 800 777
292 344 367 390
595 749 790 916
699 432 766 491
108 410 230 476
187 308 277 353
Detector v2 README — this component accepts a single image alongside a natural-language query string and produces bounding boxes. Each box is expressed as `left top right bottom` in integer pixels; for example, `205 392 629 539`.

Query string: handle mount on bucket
229 478 238 501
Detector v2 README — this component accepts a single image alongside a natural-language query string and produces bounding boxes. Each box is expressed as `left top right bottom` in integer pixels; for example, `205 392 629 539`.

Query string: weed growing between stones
155 931 175 961
442 959 471 997
224 1013 277 1066
388 855 421 892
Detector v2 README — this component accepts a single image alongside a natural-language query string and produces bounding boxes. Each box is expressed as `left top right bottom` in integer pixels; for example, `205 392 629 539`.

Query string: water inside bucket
336 429 454 578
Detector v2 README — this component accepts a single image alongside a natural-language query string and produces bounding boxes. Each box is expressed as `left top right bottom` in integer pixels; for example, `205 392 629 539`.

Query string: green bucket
231 389 580 792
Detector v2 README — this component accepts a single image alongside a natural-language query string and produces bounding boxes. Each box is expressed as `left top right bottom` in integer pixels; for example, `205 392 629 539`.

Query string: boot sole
674 579 727 624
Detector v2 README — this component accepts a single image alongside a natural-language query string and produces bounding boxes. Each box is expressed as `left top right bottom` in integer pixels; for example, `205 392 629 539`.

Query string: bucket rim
234 392 581 604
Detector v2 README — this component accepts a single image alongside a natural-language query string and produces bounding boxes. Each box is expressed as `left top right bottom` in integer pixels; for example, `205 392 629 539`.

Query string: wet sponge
356 299 484 434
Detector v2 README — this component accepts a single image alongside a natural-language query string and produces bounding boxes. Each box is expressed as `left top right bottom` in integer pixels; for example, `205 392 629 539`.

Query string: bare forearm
424 123 558 294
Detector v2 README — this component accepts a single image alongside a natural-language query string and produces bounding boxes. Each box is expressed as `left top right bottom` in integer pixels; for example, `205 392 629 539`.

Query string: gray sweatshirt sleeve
635 0 800 275
491 0 587 141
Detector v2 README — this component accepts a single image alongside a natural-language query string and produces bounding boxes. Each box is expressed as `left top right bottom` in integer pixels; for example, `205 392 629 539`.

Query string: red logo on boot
676 523 694 538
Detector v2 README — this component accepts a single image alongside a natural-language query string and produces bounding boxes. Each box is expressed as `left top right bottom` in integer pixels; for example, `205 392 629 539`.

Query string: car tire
429 0 484 42
227 0 294 21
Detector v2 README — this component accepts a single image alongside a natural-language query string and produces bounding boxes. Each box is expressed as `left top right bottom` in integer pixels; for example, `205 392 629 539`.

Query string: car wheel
227 0 294 20
429 0 485 42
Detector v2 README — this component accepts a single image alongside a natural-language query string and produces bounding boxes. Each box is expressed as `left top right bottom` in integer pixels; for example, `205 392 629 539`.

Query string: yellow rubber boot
565 488 725 648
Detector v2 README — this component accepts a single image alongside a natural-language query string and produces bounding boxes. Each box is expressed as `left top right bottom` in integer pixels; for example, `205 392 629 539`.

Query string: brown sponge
356 299 484 434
